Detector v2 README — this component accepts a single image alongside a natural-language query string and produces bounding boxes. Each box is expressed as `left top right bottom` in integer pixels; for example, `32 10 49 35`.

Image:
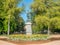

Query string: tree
33 16 49 34
0 0 25 35
50 17 60 33
31 0 60 34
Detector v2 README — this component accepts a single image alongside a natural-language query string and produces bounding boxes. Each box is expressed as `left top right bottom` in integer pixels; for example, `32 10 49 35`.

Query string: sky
18 0 33 22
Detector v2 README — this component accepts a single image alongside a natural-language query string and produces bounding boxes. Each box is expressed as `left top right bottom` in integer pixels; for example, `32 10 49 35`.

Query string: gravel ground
0 40 16 45
0 40 60 45
28 40 60 45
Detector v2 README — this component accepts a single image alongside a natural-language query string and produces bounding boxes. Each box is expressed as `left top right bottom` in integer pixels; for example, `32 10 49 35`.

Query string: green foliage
0 0 24 34
31 0 60 33
50 17 60 29
32 16 49 33
31 0 60 17
35 16 49 27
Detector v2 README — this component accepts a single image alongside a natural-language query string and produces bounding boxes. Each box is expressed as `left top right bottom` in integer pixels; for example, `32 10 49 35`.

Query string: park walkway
0 40 60 45
0 40 16 45
28 40 60 45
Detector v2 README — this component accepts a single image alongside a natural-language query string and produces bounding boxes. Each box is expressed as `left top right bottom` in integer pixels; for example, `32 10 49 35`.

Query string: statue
27 12 31 22
25 11 32 35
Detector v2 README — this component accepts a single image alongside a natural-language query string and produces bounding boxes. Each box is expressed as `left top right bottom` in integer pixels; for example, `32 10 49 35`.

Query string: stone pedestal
25 22 32 35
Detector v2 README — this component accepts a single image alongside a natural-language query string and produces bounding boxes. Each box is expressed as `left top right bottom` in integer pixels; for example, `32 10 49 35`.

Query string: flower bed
8 34 48 41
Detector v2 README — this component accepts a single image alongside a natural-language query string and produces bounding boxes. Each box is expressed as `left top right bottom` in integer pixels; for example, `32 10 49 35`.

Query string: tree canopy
31 0 60 33
0 0 25 34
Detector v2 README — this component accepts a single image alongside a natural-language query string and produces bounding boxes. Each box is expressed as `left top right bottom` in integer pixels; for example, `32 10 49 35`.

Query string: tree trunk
8 15 10 35
48 24 50 36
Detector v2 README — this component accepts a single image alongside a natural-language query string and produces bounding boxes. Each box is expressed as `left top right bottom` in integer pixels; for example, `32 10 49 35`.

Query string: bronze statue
27 12 31 22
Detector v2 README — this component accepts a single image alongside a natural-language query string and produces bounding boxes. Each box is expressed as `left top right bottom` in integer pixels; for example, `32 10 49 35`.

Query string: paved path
50 35 60 38
28 40 60 45
0 40 16 45
0 40 60 45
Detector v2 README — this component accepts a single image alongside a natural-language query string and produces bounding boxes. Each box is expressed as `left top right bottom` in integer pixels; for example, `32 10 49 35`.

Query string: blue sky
18 0 33 22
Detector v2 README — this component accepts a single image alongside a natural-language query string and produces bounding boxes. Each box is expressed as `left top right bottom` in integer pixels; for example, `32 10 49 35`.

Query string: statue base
25 22 32 35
